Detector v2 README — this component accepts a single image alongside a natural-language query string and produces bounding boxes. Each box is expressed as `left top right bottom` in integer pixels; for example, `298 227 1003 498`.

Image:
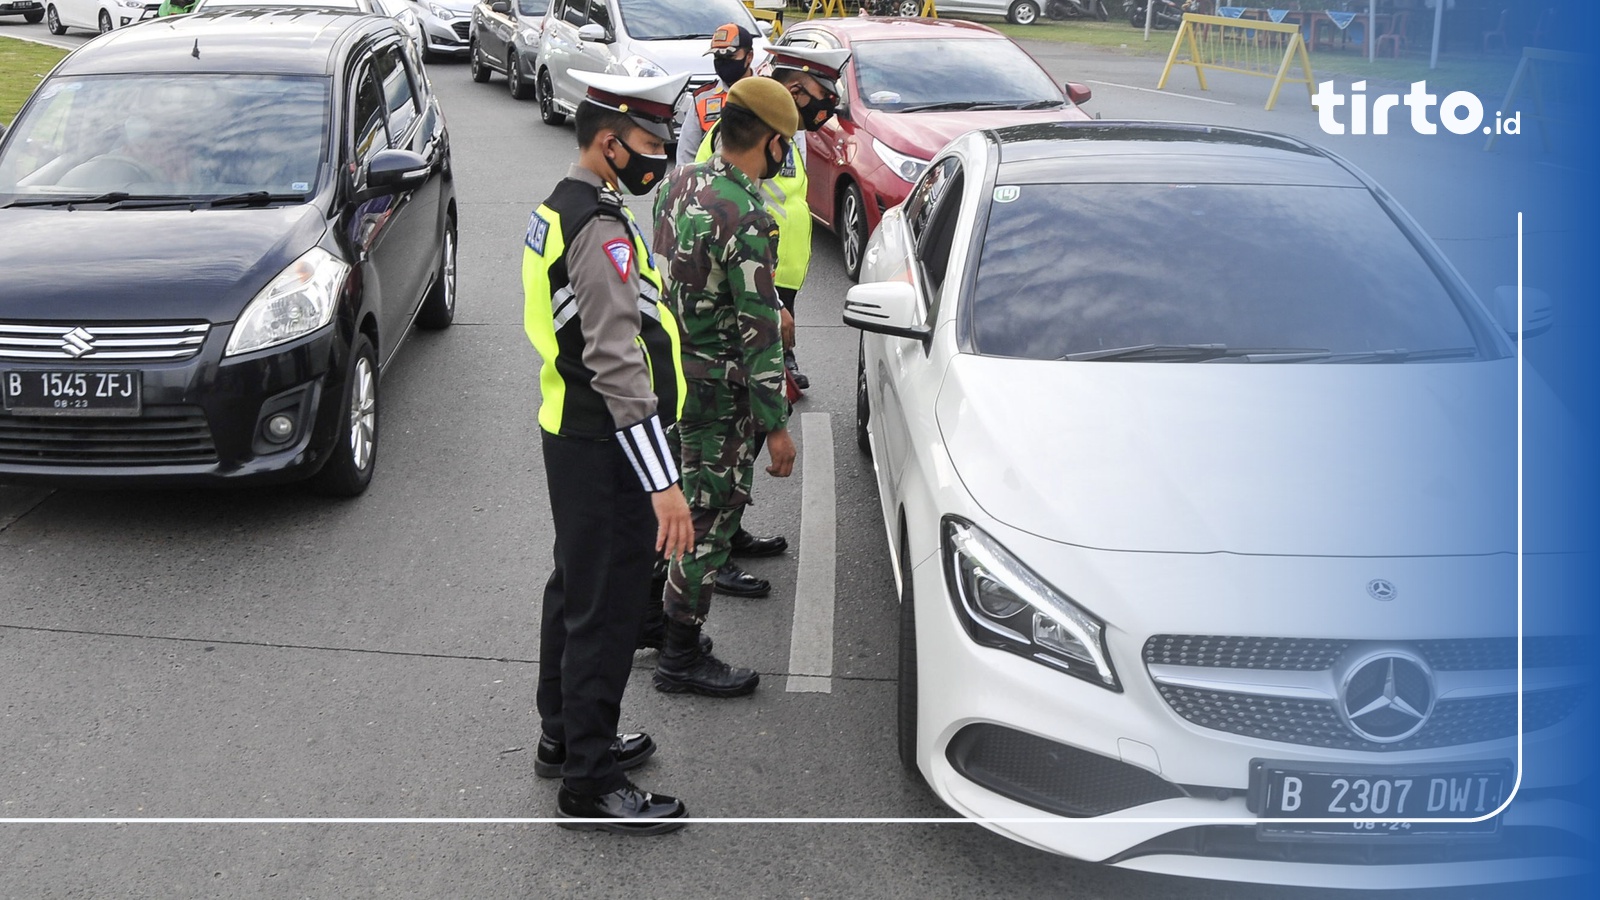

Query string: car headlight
225 248 348 357
942 517 1119 690
519 26 540 44
872 138 928 184
120 0 142 7
428 3 456 19
395 9 418 27
620 55 665 79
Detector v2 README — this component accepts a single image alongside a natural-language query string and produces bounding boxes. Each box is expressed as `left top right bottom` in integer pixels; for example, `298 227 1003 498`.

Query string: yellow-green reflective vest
522 180 685 438
696 122 812 291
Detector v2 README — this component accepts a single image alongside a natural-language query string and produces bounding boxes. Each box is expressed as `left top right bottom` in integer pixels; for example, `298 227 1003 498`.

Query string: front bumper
0 325 346 488
422 18 471 56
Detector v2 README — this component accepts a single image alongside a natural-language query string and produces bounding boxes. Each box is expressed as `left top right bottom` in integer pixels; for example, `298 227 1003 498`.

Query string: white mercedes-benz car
845 121 1586 887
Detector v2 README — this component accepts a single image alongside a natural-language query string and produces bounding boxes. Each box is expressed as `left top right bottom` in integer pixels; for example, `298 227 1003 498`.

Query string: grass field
0 36 68 126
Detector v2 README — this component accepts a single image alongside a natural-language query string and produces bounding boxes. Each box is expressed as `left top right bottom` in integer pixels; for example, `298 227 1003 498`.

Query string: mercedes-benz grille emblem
1338 651 1435 744
1366 578 1397 601
62 327 96 359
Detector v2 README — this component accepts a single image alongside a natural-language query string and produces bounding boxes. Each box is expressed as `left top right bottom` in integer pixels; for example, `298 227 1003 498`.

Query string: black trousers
777 286 797 315
536 430 655 796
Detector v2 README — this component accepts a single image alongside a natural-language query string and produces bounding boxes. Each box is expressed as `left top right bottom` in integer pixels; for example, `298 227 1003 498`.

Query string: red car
775 17 1094 279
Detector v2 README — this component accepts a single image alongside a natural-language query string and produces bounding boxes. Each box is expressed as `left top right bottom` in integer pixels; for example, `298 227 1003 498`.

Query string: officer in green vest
522 70 694 835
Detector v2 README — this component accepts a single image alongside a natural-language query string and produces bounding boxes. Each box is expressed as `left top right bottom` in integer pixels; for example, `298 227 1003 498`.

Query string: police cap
569 70 691 140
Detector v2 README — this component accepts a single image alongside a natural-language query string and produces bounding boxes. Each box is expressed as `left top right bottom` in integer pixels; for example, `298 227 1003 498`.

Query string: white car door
54 0 95 31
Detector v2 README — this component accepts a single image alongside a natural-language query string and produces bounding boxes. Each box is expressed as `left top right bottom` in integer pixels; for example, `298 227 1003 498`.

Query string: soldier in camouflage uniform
649 77 801 698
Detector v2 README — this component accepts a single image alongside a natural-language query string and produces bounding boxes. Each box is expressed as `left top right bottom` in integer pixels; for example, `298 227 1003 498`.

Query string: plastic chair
1375 11 1408 58
1482 8 1507 52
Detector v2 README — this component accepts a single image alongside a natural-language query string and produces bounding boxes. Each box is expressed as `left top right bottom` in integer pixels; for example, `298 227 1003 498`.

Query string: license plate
1250 759 1510 840
3 370 141 417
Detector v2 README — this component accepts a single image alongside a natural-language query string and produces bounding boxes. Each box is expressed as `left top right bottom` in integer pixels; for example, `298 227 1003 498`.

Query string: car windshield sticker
526 211 550 255
291 182 310 192
868 91 901 105
604 238 633 282
993 186 1020 203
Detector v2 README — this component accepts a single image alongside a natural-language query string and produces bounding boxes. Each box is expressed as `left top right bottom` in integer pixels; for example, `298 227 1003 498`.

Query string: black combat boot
636 601 712 653
654 620 759 697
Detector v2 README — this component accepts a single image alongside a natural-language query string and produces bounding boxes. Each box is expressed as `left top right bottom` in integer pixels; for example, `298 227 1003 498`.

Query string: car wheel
507 52 535 100
45 5 66 35
469 39 492 83
310 333 379 497
416 216 457 330
839 181 867 283
855 336 871 455
538 69 566 126
1007 0 1041 25
894 0 919 15
24 10 43 23
896 526 923 778
97 9 111 33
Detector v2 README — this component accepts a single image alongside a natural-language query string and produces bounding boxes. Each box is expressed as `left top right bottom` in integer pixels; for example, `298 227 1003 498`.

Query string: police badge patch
604 238 633 282
526 212 550 255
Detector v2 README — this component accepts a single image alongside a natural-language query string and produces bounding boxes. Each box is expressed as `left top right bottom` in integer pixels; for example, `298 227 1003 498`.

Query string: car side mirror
756 21 773 37
1492 285 1553 339
490 0 510 11
365 148 431 193
577 23 611 43
843 282 929 341
1066 82 1092 106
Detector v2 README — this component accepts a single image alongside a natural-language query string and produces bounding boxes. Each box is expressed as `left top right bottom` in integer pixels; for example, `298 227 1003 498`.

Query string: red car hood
862 105 1092 159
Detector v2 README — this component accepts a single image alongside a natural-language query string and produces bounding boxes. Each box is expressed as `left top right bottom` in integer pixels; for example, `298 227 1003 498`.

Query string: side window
585 0 610 32
561 0 585 27
351 62 389 164
903 158 958 246
917 167 966 299
372 45 418 138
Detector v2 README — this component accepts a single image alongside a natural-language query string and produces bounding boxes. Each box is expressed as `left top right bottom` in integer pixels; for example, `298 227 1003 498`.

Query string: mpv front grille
451 21 470 41
0 322 209 363
0 407 217 466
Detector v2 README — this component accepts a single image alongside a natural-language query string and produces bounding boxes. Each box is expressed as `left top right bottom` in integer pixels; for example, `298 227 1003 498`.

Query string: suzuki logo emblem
62 327 96 358
1338 651 1435 744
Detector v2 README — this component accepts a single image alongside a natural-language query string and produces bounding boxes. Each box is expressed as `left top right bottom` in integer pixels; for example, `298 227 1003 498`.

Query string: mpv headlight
225 247 347 357
942 516 1119 690
620 55 665 78
428 3 456 20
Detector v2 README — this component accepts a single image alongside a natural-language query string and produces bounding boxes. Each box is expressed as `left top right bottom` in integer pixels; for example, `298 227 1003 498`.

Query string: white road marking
1085 80 1238 105
786 413 836 693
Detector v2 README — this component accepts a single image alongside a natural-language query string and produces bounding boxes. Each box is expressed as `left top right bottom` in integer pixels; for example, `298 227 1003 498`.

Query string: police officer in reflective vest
522 70 693 834
695 45 851 392
674 23 755 170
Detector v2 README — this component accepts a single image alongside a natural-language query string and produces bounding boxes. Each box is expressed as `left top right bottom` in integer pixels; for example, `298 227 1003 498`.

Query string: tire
98 9 111 33
24 10 43 23
538 69 566 126
507 52 534 100
469 39 492 83
838 181 867 283
893 0 919 15
46 5 66 35
1007 0 1041 25
309 333 379 497
855 336 871 455
896 526 922 777
416 217 457 330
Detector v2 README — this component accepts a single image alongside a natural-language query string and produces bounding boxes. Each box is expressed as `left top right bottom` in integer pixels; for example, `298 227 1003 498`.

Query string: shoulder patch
603 238 633 282
526 211 550 256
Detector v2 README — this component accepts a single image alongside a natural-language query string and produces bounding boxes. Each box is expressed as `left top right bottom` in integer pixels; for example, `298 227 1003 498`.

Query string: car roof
986 121 1366 187
788 15 1004 43
55 9 393 77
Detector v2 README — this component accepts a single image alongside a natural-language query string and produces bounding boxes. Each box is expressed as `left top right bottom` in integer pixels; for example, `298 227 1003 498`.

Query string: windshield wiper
644 33 710 41
206 191 308 208
1063 344 1332 362
1313 347 1480 363
3 191 191 209
896 100 982 113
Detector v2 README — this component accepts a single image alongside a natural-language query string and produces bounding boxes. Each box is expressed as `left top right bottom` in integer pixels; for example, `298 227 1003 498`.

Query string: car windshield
969 182 1488 361
0 74 330 203
518 0 549 12
617 0 753 41
853 39 1062 111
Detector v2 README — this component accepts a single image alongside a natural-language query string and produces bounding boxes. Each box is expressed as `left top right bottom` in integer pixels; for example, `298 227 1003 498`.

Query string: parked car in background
845 119 1577 886
469 0 549 100
402 0 475 60
0 9 457 496
535 0 763 129
775 16 1094 280
0 2 45 25
192 0 427 51
45 0 158 35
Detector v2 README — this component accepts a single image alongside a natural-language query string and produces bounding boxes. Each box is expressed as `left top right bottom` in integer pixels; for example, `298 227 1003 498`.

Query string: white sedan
844 121 1584 887
44 0 158 35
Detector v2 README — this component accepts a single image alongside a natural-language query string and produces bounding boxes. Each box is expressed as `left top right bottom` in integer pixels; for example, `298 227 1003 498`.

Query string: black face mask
762 136 789 180
608 135 670 196
713 57 748 89
796 94 838 132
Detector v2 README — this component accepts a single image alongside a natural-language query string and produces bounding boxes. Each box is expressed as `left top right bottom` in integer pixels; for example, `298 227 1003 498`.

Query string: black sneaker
535 733 657 779
556 781 687 835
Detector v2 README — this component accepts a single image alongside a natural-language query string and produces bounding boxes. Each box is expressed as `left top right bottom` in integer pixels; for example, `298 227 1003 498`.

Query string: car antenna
192 39 201 59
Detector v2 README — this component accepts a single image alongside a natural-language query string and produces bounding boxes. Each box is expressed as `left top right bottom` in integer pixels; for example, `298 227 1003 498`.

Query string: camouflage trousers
664 379 758 626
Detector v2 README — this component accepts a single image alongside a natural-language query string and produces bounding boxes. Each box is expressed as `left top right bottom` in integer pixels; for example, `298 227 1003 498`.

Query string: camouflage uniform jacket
652 155 788 436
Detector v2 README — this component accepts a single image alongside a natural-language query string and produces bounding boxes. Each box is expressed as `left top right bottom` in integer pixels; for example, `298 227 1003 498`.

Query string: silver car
936 0 1049 26
398 0 476 60
535 0 762 129
469 0 550 100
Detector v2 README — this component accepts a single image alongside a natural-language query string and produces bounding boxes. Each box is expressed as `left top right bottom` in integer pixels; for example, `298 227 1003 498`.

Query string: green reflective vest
522 180 685 438
696 122 812 291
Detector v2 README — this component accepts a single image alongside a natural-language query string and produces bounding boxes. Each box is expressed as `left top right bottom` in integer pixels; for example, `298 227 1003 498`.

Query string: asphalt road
0 17 1577 900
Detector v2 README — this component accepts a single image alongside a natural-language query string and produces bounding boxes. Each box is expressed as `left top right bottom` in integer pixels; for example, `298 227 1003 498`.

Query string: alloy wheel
347 355 376 473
